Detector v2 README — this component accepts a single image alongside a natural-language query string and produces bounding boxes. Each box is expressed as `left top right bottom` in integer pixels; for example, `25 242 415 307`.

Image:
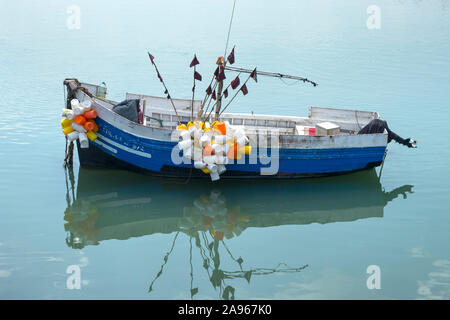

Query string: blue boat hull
76 118 386 179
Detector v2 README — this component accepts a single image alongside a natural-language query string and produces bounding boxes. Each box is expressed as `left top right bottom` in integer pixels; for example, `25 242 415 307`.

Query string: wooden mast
214 65 224 122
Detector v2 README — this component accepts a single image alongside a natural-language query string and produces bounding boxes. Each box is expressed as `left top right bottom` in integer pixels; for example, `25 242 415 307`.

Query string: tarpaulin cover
112 99 140 123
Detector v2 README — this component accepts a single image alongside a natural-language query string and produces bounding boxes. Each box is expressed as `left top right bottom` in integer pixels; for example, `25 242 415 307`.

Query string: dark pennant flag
250 68 258 82
190 55 200 68
223 88 228 98
240 84 248 95
217 67 226 82
148 52 155 65
194 71 202 81
206 85 212 95
214 66 219 78
212 89 216 100
231 76 240 90
227 47 235 65
157 71 163 82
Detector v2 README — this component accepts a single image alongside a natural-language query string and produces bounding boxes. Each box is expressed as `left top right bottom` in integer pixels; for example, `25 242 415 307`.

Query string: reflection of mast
148 191 308 300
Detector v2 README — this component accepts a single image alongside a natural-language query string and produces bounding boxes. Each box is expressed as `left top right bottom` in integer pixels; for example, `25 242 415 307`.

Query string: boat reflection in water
63 168 413 299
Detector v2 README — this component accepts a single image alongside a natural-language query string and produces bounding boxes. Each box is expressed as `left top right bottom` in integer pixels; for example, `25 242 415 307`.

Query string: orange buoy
74 115 87 126
84 110 97 119
91 120 99 132
85 120 98 132
213 122 227 135
83 121 95 131
227 143 239 159
203 145 214 156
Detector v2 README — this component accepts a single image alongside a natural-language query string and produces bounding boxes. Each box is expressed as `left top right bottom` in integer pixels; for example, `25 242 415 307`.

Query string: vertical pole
191 66 196 121
214 79 224 122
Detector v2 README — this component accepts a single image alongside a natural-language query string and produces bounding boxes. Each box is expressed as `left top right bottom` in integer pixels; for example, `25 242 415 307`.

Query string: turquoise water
1 0 449 299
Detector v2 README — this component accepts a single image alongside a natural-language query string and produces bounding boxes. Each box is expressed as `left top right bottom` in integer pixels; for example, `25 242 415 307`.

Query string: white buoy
183 147 192 159
200 135 210 147
193 147 203 161
194 161 206 169
203 155 216 164
188 125 196 137
79 132 89 148
81 100 92 111
217 164 226 175
62 109 74 120
215 155 228 164
180 130 191 141
236 136 249 146
72 122 87 133
193 128 202 140
209 171 220 181
234 128 245 139
212 144 223 154
178 139 192 150
70 99 79 109
214 135 227 144
67 131 79 142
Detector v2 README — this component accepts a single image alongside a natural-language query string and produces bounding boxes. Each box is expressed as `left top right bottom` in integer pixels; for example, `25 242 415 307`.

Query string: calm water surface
0 0 449 299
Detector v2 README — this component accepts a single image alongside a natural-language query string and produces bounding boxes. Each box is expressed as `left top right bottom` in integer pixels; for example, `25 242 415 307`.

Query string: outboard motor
358 119 417 148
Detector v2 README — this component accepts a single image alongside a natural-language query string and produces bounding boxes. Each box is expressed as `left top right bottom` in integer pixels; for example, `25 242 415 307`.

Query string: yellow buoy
177 124 188 131
86 131 98 141
62 126 75 136
201 168 211 174
238 145 252 155
61 118 73 128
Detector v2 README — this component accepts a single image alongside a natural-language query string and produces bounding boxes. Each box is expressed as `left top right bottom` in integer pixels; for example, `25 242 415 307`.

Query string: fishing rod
224 66 318 87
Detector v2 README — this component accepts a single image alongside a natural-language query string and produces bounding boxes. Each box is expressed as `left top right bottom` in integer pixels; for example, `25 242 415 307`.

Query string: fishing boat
61 0 417 180
62 76 401 179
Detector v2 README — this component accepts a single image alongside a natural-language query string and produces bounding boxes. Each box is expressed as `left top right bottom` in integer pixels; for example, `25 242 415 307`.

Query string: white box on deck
295 125 306 135
315 122 340 136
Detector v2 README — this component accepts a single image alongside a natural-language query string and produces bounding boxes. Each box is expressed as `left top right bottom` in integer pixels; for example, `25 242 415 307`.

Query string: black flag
157 71 163 82
231 76 240 90
217 67 226 82
240 84 248 95
212 89 216 100
223 88 228 98
214 66 219 78
250 68 258 82
194 71 202 81
148 52 155 65
190 55 200 68
227 47 235 65
206 85 212 95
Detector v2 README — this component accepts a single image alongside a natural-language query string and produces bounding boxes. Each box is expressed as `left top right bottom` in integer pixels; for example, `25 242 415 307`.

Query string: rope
224 0 237 58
